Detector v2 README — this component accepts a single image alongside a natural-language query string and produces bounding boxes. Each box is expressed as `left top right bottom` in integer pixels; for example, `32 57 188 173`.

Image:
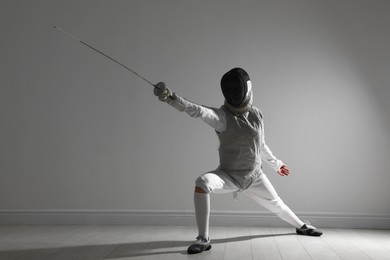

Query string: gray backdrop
1 0 389 224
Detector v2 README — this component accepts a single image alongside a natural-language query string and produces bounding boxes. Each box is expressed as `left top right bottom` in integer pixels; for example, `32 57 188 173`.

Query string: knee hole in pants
195 176 211 194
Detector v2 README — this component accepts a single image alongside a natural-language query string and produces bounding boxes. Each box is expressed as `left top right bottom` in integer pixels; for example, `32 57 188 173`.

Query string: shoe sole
187 245 212 254
296 230 322 236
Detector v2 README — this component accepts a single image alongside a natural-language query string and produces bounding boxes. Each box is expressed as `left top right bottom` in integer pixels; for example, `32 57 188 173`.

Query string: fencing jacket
167 93 284 190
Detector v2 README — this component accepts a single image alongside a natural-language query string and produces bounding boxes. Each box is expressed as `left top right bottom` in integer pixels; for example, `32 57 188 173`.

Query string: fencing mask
221 68 253 115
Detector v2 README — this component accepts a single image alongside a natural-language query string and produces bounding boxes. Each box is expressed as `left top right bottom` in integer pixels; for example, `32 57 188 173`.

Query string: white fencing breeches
195 169 304 230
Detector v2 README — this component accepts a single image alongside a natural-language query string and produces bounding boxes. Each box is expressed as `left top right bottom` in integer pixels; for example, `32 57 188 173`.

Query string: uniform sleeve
259 112 284 172
166 92 227 133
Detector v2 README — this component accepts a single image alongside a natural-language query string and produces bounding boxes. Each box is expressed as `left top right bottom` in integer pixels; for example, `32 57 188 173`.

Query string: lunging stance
155 68 322 255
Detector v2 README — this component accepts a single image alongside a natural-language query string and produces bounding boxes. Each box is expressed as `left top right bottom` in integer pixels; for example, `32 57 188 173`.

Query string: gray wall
1 0 390 223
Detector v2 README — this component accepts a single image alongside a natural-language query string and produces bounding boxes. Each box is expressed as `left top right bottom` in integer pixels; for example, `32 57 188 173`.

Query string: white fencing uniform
167 93 304 231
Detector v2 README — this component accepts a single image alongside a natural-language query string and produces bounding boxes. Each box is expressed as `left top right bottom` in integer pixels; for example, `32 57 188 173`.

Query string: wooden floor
0 225 389 260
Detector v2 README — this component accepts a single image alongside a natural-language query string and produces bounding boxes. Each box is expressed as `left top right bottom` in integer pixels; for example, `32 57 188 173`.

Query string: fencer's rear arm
259 119 284 172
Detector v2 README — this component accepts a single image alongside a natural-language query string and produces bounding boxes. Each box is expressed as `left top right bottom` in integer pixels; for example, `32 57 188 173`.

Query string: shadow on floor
0 232 295 259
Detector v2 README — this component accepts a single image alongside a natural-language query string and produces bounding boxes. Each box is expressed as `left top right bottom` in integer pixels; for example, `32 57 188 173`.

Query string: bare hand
278 165 290 176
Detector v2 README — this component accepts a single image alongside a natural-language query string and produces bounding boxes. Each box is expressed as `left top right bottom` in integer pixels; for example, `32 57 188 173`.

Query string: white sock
194 192 210 239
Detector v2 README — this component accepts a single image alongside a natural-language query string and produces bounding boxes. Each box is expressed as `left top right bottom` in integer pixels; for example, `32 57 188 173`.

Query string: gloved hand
154 82 172 101
158 87 173 102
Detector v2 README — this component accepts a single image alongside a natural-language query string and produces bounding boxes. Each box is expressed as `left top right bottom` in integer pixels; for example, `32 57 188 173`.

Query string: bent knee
195 175 213 194
195 173 226 194
195 176 208 193
194 186 206 193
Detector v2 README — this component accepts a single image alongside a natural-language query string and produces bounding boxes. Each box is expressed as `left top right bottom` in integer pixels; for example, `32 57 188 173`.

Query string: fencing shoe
187 235 212 254
296 223 323 236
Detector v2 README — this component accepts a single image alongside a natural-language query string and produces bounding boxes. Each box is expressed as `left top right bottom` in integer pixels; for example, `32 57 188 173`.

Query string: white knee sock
194 192 210 239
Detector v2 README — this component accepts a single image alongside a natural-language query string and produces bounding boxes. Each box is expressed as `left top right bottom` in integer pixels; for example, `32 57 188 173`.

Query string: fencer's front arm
259 121 284 172
161 91 226 133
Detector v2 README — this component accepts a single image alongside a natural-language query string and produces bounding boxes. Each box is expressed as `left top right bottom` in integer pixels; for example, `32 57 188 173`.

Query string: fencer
155 68 322 255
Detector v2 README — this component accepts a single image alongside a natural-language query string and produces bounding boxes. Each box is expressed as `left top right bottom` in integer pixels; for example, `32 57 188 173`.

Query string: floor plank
296 229 341 260
73 244 119 260
132 226 190 260
271 227 311 260
359 229 390 254
250 226 282 260
338 229 390 260
223 226 252 260
321 228 370 260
